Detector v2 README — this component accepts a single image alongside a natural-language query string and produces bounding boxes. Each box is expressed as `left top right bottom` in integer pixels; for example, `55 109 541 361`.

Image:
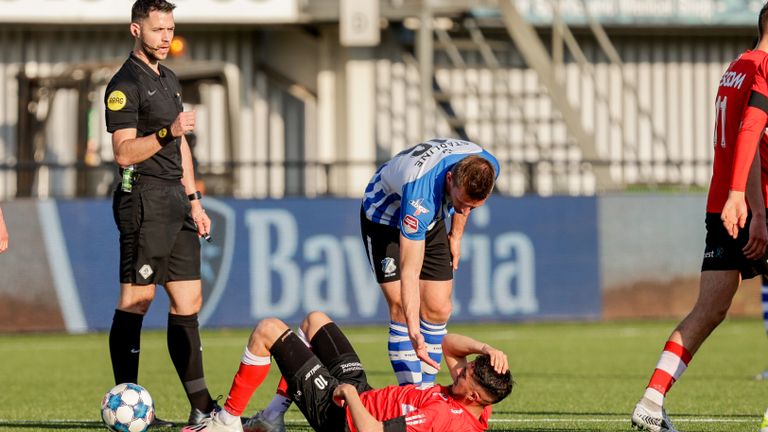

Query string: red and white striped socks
644 340 693 406
223 347 272 417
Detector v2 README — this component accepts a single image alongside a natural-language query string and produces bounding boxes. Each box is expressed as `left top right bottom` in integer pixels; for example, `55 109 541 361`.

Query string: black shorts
112 179 200 285
701 212 768 279
271 324 372 432
360 208 453 283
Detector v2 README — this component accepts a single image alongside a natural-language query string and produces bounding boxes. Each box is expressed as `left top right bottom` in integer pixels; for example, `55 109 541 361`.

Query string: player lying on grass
182 311 513 432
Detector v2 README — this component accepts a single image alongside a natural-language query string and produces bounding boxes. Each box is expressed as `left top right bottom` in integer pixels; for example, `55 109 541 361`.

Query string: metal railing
0 157 711 200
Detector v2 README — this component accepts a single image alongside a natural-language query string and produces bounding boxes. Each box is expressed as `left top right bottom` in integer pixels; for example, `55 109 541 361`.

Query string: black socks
109 309 144 385
167 313 213 412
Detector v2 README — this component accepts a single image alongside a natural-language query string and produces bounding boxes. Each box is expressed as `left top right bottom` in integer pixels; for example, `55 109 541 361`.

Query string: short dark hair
759 2 768 39
131 0 176 23
450 155 495 201
472 354 513 404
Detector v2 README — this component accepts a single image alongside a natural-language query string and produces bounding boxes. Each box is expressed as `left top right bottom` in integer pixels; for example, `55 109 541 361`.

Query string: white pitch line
487 418 755 423
3 416 757 425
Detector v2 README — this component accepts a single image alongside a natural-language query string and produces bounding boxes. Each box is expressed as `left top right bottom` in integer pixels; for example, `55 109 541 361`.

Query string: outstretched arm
399 235 439 370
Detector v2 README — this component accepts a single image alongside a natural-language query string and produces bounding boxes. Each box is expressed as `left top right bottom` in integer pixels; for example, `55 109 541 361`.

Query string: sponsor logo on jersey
107 90 127 111
381 257 397 277
409 199 430 216
719 71 746 89
450 408 464 415
403 215 419 234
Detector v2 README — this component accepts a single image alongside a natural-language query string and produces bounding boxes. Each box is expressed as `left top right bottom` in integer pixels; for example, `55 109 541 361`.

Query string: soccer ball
100 383 155 432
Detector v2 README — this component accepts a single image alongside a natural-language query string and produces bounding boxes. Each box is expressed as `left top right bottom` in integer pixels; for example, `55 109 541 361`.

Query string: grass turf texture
0 318 766 431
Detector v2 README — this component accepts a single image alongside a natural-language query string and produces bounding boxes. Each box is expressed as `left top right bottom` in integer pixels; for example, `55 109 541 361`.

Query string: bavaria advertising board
53 197 599 330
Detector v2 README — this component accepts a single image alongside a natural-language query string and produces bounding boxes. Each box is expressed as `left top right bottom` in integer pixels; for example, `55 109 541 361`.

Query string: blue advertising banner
56 197 600 330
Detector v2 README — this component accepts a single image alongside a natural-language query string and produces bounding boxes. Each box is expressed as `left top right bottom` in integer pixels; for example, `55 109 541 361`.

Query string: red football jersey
710 49 768 212
346 384 492 432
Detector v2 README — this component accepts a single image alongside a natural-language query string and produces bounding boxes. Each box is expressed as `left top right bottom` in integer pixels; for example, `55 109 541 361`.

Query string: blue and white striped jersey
362 138 499 240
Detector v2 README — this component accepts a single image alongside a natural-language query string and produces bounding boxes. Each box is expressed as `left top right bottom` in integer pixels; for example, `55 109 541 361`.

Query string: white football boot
242 411 286 432
181 410 244 432
631 398 678 432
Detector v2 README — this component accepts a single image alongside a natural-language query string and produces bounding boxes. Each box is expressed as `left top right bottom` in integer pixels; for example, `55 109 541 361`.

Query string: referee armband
155 125 175 146
382 416 407 432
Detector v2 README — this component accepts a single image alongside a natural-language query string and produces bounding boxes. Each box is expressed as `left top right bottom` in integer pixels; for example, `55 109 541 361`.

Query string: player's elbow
114 153 132 167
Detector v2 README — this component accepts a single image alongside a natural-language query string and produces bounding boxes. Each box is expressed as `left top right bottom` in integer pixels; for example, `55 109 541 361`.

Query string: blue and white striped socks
387 320 447 385
388 321 421 385
420 319 447 385
762 279 768 336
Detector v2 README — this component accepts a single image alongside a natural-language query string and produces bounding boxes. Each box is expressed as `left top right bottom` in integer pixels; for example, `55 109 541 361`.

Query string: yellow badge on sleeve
107 90 127 111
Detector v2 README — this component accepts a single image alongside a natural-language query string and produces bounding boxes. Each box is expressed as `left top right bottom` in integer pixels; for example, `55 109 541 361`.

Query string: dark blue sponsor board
58 197 600 330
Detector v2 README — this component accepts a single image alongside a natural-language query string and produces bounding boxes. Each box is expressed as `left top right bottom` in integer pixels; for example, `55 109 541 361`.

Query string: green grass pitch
1 318 766 431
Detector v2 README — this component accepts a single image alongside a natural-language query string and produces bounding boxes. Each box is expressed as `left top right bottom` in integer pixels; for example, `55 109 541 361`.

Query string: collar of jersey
128 52 164 81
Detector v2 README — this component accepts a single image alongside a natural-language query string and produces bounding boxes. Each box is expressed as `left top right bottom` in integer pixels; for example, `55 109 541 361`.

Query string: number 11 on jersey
714 95 728 148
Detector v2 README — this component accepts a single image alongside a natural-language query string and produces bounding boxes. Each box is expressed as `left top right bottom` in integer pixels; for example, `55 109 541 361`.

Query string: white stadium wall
0 23 755 199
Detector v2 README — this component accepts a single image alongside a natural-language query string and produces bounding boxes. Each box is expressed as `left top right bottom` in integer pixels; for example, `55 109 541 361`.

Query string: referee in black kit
104 0 217 427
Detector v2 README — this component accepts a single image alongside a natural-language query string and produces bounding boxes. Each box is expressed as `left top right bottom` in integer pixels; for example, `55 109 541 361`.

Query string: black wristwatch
187 191 202 201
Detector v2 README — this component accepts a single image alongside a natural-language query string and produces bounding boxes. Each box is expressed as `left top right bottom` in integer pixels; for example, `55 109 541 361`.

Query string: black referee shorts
360 207 453 283
112 179 200 285
701 211 768 279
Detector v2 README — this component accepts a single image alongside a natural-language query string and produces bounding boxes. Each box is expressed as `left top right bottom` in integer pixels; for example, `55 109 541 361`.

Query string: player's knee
253 317 289 344
690 306 728 332
300 311 332 337
707 306 729 327
423 302 452 323
188 296 202 313
387 303 406 321
119 298 153 314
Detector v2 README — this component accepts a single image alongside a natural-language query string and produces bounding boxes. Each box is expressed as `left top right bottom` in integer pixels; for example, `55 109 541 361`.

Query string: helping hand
411 332 440 371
